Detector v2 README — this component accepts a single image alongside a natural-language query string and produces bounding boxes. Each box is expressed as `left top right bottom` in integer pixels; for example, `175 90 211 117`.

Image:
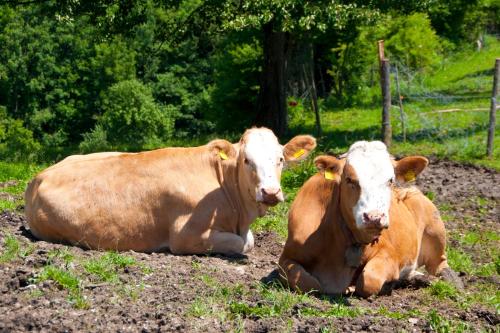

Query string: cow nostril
363 212 369 221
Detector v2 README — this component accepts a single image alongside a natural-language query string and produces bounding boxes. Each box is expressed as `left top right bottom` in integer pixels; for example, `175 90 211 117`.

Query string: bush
384 13 443 70
325 13 443 106
81 80 175 151
79 125 110 153
0 106 41 161
209 35 262 131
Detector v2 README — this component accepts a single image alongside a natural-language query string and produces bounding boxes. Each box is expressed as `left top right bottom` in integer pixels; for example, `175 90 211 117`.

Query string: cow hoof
440 267 464 290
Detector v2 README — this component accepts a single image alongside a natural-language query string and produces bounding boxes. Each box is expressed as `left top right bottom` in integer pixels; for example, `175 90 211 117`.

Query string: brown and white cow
25 128 316 255
279 141 461 297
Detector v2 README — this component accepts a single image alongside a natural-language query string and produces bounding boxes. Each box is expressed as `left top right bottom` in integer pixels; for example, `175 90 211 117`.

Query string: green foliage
0 0 497 161
209 36 262 130
0 234 34 263
429 280 459 300
384 13 443 70
427 309 471 333
83 252 136 283
37 265 89 309
79 125 110 153
85 80 175 150
446 247 474 274
0 107 41 161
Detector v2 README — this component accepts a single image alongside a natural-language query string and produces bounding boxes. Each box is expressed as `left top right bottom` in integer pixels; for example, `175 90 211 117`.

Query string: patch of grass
118 282 145 301
0 233 34 262
446 247 474 274
230 283 360 319
299 302 361 318
252 201 290 239
37 265 89 309
464 282 500 312
427 309 471 333
425 191 436 201
0 161 43 184
83 252 136 283
47 247 75 266
460 231 481 246
188 296 215 317
428 280 459 301
376 306 421 320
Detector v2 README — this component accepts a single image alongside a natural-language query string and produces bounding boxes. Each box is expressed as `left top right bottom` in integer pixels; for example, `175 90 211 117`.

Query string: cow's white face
315 143 428 244
343 141 394 233
243 129 285 205
239 128 316 207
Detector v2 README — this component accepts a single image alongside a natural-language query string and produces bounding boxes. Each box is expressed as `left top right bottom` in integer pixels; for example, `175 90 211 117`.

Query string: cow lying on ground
279 141 462 297
25 128 316 255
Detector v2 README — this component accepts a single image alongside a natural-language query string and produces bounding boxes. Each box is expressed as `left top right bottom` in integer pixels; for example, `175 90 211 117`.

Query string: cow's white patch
243 129 285 203
346 141 394 229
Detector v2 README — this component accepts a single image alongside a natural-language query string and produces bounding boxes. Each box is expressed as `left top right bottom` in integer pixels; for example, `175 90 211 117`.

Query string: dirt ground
0 160 498 332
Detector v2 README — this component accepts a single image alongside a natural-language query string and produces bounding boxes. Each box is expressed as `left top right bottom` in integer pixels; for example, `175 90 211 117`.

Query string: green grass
0 233 34 263
0 161 45 210
425 35 500 95
83 252 136 283
188 272 363 322
446 247 475 274
26 249 148 308
290 37 500 170
427 309 471 333
376 306 421 320
37 265 89 309
428 280 459 301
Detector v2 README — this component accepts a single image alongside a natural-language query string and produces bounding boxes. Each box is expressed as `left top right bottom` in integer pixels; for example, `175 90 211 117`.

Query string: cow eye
388 178 394 185
244 158 249 165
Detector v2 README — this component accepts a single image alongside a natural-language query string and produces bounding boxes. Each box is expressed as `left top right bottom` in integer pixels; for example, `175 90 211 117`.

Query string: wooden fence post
487 58 500 157
377 40 385 67
380 59 392 147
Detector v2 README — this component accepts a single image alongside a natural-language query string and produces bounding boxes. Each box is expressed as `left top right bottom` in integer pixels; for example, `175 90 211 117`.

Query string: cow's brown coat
25 128 316 254
279 154 458 297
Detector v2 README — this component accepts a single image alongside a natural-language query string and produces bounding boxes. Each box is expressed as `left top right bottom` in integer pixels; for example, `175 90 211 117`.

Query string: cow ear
283 135 316 163
394 156 428 183
314 155 343 180
208 139 237 161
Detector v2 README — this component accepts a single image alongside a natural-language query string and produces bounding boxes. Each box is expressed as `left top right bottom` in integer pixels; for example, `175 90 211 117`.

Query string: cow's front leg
241 229 254 253
205 229 247 255
355 255 398 298
278 258 322 293
169 228 246 255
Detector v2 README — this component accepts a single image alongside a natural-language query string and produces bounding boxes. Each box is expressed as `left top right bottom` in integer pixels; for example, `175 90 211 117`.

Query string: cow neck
214 155 246 235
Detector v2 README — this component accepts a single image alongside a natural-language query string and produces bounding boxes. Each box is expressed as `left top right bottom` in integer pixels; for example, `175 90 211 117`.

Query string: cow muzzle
259 187 284 206
362 211 388 229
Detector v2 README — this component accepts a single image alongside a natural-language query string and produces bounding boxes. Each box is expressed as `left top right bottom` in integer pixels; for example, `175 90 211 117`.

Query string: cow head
314 141 428 244
238 128 316 207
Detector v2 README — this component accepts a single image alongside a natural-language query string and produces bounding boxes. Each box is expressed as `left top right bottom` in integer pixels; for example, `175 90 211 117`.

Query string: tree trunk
256 22 288 138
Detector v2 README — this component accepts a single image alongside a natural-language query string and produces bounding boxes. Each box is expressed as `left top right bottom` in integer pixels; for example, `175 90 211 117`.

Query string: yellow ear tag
324 170 334 180
219 151 228 160
293 149 305 159
404 170 416 182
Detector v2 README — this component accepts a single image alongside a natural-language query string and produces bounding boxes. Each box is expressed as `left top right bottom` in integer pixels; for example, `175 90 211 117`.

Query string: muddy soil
0 160 498 332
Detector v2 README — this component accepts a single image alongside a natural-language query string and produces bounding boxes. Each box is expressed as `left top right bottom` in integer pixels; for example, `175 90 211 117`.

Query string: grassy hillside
291 37 500 170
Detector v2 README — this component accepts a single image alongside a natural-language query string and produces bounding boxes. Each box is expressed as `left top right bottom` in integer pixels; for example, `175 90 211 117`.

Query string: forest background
0 0 499 167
